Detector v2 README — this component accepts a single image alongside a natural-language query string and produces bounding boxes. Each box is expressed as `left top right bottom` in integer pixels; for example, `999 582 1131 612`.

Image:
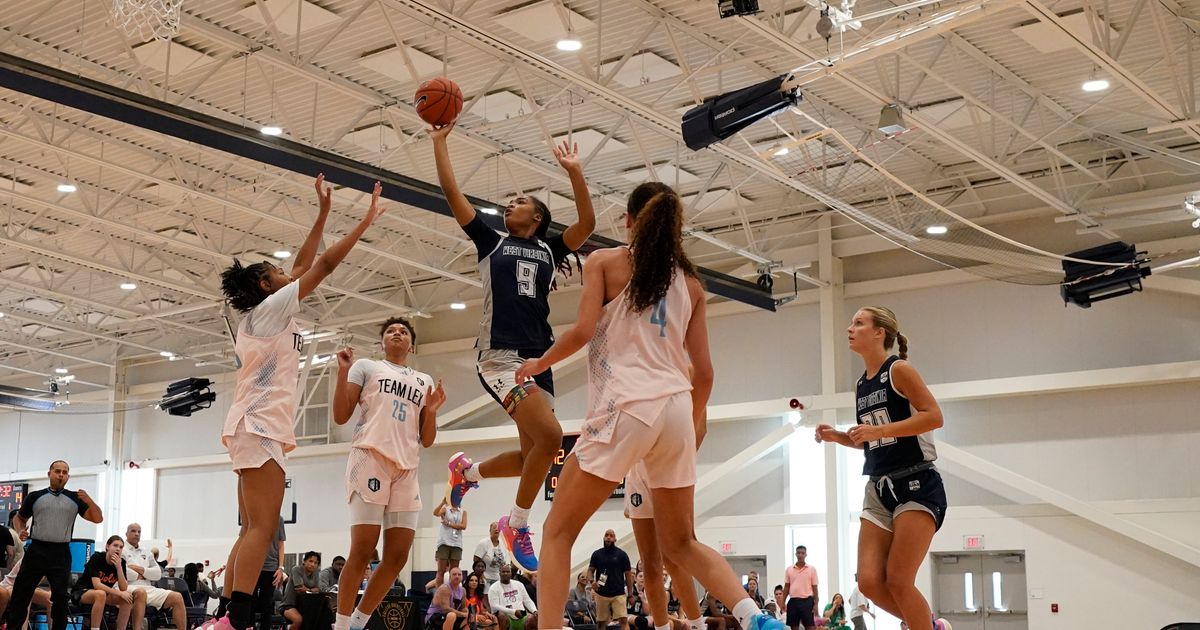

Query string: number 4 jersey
855 355 937 476
347 359 432 469
462 215 574 351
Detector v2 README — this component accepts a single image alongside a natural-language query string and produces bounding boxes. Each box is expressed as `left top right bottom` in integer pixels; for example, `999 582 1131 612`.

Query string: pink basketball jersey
586 262 693 433
352 360 430 469
222 313 304 451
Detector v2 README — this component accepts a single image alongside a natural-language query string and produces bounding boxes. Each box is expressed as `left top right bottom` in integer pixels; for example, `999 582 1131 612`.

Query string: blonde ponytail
862 306 909 358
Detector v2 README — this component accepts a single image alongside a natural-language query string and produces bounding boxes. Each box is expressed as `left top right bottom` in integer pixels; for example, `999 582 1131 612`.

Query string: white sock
732 598 762 630
508 505 532 529
464 464 482 483
334 613 351 630
688 618 705 630
349 608 372 630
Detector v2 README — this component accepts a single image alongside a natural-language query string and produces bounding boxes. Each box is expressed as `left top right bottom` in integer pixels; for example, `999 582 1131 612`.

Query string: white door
981 553 1028 630
932 552 1028 630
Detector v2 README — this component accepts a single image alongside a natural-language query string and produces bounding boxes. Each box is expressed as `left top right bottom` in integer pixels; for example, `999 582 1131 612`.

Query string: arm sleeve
246 281 302 337
347 360 372 387
522 583 536 613
18 491 37 519
545 234 573 263
621 551 631 573
290 567 306 590
278 518 287 542
68 491 88 516
488 583 512 615
461 216 503 261
473 540 488 561
142 555 163 581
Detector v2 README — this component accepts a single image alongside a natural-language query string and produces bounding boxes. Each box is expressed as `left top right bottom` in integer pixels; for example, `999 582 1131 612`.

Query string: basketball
414 77 463 127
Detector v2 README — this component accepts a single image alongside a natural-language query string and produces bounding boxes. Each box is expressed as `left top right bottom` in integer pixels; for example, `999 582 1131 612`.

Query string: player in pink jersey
331 316 445 630
208 176 386 630
516 183 782 630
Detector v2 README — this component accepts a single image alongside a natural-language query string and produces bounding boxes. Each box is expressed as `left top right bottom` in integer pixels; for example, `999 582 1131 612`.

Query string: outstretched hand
363 182 387 225
426 379 447 413
336 347 355 370
428 121 456 143
314 173 333 213
553 139 582 173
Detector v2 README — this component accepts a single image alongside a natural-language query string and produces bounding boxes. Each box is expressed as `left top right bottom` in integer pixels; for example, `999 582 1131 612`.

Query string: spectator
472 522 509 592
511 569 536 607
74 535 146 630
567 572 595 624
122 523 187 630
588 529 633 630
488 565 536 630
469 559 488 595
703 591 738 630
464 572 497 630
319 556 345 593
281 551 321 630
427 567 469 630
185 563 220 604
433 499 467 588
0 514 13 576
771 586 786 621
846 576 870 630
743 571 760 591
822 594 849 630
784 546 819 630
5 460 103 630
626 571 648 630
1 557 55 619
746 578 765 608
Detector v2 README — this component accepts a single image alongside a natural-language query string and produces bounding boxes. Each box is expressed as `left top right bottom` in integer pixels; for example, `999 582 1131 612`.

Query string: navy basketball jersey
855 355 937 476
462 216 572 350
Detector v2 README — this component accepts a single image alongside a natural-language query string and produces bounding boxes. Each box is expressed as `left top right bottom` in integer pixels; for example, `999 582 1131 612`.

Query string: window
787 427 826 514
119 467 156 538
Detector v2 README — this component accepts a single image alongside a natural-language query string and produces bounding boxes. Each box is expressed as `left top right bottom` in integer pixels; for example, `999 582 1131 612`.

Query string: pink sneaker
445 452 477 507
199 616 235 630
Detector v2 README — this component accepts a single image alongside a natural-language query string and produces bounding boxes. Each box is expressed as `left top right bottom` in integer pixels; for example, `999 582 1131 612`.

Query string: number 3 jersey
855 355 937 476
347 359 431 469
462 215 574 351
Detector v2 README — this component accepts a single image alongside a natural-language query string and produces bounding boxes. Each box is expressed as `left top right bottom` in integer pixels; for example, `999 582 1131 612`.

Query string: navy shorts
862 467 948 532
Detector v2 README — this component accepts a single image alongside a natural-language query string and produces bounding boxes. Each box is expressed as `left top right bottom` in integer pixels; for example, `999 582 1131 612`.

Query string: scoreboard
0 483 28 516
544 435 625 501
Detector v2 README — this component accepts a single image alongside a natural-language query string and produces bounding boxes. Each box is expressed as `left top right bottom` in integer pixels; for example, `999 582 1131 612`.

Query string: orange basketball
414 77 463 127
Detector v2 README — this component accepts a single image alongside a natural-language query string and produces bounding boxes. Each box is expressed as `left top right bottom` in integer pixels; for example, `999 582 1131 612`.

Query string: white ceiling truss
0 0 1198 387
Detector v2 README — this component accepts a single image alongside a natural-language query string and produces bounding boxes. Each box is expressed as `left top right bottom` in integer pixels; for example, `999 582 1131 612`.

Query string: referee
5 460 103 630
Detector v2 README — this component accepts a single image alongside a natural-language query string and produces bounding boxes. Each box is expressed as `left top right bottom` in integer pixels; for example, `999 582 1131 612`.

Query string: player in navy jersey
815 307 950 630
429 120 595 572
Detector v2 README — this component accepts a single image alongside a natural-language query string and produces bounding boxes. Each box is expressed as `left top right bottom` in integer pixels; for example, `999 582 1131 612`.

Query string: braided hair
527 195 582 284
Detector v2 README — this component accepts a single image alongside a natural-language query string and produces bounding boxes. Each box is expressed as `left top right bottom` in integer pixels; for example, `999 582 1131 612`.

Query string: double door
932 551 1027 630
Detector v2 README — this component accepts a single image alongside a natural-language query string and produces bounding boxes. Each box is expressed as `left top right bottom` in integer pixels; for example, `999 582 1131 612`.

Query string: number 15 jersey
347 359 431 469
462 215 574 351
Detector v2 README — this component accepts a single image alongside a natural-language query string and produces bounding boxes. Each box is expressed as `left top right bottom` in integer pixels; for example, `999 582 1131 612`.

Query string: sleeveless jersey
463 216 572 351
223 298 304 450
350 359 430 469
855 355 937 476
586 259 693 430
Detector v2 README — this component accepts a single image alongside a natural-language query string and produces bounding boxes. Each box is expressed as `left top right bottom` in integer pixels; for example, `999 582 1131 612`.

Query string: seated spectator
488 565 536 630
427 567 469 630
74 535 147 630
772 586 786 621
822 594 849 630
122 523 187 630
567 571 595 624
626 571 648 630
703 591 739 630
184 563 220 604
319 556 345 593
282 551 322 630
746 578 765 608
464 572 497 630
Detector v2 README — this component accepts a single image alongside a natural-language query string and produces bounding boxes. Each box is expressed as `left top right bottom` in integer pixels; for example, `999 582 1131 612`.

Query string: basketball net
111 0 184 41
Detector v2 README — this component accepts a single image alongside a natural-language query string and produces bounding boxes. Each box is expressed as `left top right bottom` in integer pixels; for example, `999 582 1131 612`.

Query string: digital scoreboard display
544 435 625 501
0 483 28 516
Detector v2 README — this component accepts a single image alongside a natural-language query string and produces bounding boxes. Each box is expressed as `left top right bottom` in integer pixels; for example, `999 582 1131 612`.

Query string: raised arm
514 250 609 383
551 141 596 251
295 182 386 300
418 379 445 448
333 349 364 426
291 174 334 277
429 123 479 228
76 489 103 524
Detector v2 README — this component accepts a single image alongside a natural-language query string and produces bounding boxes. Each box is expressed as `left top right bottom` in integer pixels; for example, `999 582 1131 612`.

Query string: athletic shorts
434 545 463 561
574 392 695 488
429 611 467 630
786 597 815 629
345 448 421 512
477 349 554 414
861 468 948 532
593 594 627 623
623 461 654 519
224 420 286 472
129 584 172 609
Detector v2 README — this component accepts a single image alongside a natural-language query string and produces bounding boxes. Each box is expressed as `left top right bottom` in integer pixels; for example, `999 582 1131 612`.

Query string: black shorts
863 468 949 532
428 611 467 630
785 597 815 629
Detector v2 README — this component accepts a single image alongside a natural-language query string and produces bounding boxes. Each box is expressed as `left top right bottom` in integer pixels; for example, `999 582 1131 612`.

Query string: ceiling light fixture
450 302 467 310
273 250 291 259
772 145 790 157
1081 78 1110 92
119 282 137 290
160 351 175 358
55 368 69 374
556 35 582 51
56 183 77 193
260 125 283 136
925 225 948 235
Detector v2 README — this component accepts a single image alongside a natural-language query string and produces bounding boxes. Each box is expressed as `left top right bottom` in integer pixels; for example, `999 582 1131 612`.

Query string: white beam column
818 214 849 591
103 358 129 540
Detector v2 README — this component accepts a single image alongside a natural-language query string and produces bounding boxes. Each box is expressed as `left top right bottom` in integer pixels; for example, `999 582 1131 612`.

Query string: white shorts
345 448 421 513
575 391 695 488
348 493 419 530
477 349 555 414
129 584 172 609
224 421 287 472
623 462 654 519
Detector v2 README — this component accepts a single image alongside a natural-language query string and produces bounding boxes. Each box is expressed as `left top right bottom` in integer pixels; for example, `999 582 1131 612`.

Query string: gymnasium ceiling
1 0 1199 390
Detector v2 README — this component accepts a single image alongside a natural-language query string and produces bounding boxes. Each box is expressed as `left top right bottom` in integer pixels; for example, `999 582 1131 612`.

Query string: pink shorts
574 391 695 489
224 421 287 472
623 461 655 519
345 448 421 512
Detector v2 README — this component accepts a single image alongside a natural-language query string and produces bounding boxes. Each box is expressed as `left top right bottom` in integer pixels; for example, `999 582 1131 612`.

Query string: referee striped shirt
19 488 88 543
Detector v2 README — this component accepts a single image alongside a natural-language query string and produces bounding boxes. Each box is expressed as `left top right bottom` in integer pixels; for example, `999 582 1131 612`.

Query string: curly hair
378 316 416 346
625 182 697 313
220 259 274 312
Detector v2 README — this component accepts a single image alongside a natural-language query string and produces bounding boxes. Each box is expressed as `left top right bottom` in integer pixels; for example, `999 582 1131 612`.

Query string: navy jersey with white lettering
855 355 937 476
462 216 573 351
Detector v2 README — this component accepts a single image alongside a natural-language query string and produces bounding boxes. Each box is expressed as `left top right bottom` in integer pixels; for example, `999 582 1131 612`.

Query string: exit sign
963 535 985 550
719 541 736 555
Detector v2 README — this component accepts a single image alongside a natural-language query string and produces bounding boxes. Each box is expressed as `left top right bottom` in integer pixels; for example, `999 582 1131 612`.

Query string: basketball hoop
111 0 184 42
